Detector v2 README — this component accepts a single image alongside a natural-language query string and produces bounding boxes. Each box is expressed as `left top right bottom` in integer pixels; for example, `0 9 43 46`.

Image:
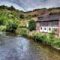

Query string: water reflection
0 34 60 60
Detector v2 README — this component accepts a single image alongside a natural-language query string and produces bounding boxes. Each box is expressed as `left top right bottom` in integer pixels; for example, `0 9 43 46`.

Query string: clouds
44 0 60 8
0 0 24 10
0 0 60 11
20 0 60 11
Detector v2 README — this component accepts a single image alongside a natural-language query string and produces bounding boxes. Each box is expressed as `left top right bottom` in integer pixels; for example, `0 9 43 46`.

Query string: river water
0 33 60 60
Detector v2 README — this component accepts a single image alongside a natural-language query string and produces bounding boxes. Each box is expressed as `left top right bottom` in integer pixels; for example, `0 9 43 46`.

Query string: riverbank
21 31 60 51
0 30 60 51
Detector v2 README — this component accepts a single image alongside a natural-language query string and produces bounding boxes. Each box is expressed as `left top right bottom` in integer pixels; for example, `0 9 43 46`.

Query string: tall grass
30 32 60 48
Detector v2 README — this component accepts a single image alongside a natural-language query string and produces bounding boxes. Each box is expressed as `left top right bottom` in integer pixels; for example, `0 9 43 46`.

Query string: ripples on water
0 33 60 60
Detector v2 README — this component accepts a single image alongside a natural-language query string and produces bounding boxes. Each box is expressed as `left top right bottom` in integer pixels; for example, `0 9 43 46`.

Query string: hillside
0 5 60 20
0 5 60 27
25 7 60 17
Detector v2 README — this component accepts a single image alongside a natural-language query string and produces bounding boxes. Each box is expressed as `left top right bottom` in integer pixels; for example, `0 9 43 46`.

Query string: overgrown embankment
26 31 60 50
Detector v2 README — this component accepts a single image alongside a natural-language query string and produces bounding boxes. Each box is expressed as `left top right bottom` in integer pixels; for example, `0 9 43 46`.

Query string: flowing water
0 33 60 60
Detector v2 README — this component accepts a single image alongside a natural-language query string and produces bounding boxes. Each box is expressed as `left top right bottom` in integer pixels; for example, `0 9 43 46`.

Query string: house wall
36 13 60 37
36 22 40 32
58 20 60 37
40 26 58 33
40 21 59 26
36 20 59 34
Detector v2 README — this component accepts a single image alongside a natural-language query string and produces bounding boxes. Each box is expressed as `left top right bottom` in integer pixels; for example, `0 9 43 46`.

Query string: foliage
0 6 20 33
30 32 60 48
20 14 24 19
0 5 15 10
0 19 4 25
8 6 15 11
27 15 32 19
6 21 18 33
18 28 29 37
28 20 36 31
53 38 60 47
0 26 6 31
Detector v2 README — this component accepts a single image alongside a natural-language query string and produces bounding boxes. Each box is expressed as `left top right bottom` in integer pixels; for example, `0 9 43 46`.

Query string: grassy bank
28 32 60 49
20 31 60 49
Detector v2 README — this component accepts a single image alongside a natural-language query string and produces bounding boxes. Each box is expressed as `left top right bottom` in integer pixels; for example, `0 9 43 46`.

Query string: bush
47 33 55 45
28 20 36 31
33 33 46 43
20 14 24 19
6 22 18 33
53 38 60 47
0 26 6 31
27 31 60 48
0 19 4 25
18 28 29 37
53 42 60 47
32 32 56 45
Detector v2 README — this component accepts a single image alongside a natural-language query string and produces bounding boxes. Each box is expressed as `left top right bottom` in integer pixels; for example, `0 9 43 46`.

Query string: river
0 33 60 60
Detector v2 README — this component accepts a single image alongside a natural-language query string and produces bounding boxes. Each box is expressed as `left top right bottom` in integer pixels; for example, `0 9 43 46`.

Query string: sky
0 0 60 11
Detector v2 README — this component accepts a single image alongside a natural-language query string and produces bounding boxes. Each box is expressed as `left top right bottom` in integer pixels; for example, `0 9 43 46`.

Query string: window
54 28 57 32
44 28 46 30
41 27 42 30
49 28 51 30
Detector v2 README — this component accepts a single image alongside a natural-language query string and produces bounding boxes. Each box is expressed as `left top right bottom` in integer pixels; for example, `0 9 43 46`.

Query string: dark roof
38 13 60 21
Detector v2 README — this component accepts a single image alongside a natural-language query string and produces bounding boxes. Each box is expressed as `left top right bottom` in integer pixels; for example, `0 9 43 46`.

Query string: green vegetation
29 32 60 48
0 5 25 33
20 14 25 19
19 28 29 37
0 26 6 31
0 5 60 49
6 22 18 33
0 19 4 25
0 5 31 35
28 20 36 31
0 8 19 33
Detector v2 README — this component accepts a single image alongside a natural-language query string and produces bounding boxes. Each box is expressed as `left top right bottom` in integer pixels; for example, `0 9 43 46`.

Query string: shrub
0 19 4 25
47 33 55 45
32 32 55 45
30 31 60 48
53 38 60 47
18 28 29 37
6 22 18 33
33 33 46 43
20 14 24 19
0 26 6 31
28 20 36 31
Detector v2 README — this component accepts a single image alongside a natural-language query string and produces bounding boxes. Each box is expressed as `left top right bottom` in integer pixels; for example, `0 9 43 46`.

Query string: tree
28 20 36 31
0 5 7 9
8 6 15 10
20 14 24 19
